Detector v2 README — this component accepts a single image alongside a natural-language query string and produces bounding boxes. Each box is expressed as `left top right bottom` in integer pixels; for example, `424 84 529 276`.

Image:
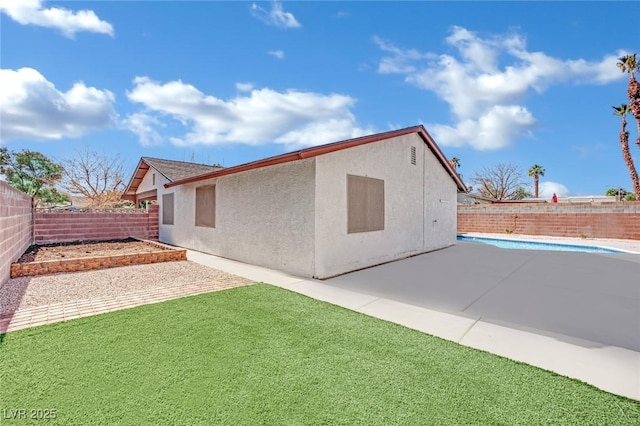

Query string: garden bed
10 238 186 278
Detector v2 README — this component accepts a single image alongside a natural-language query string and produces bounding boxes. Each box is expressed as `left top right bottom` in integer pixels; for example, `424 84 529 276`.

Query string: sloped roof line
141 157 223 182
123 157 224 197
165 125 467 191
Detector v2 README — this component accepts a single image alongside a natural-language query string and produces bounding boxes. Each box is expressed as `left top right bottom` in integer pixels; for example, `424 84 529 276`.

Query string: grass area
1 284 638 425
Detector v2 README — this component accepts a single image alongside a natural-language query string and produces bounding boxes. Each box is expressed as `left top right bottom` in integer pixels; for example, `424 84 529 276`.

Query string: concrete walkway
186 237 640 402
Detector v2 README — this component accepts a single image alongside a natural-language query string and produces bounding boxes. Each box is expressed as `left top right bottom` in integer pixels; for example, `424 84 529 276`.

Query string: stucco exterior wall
422 144 458 251
159 159 316 277
313 133 456 278
137 168 159 193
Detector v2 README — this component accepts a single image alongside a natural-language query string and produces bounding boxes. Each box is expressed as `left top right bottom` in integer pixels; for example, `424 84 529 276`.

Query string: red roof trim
165 125 467 191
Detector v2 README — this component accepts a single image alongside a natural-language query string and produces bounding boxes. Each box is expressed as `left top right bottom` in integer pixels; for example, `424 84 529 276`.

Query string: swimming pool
457 236 624 253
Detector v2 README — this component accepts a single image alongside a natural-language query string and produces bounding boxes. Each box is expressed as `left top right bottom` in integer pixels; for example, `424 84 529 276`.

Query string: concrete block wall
0 182 33 288
34 205 159 244
458 203 640 240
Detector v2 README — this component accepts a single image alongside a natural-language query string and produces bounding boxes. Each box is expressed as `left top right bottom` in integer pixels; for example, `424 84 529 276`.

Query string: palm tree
528 164 545 198
448 157 460 172
612 104 640 199
617 54 640 147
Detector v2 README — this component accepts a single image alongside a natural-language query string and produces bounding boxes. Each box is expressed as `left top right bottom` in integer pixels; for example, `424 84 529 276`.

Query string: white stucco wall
313 133 457 278
159 159 316 277
137 168 160 193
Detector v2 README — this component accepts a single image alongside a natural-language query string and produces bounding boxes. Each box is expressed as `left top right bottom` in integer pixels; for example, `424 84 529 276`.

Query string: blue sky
1 1 639 197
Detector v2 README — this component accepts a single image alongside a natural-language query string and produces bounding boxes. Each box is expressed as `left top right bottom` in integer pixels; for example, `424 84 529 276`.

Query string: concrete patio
186 235 640 401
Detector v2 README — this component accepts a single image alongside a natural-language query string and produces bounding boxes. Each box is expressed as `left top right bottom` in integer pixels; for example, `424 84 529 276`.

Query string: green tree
612 104 640 199
616 54 640 147
606 187 628 200
514 187 532 200
0 148 68 206
604 187 638 200
528 164 545 198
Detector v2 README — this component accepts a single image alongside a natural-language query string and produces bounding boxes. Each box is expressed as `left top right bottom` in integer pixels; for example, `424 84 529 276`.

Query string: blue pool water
457 236 623 253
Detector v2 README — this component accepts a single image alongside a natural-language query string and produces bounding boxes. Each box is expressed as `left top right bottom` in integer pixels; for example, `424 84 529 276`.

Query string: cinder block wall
0 182 33 287
458 203 640 240
34 205 159 244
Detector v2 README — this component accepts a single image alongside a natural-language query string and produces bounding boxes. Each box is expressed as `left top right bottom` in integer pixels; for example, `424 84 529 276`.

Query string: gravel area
0 261 253 315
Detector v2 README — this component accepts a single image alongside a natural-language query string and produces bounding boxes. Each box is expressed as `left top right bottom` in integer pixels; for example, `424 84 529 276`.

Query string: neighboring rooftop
124 157 224 199
142 157 224 182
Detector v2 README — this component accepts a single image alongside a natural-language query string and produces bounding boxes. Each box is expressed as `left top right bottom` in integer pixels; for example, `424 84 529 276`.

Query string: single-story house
124 125 466 279
122 157 224 205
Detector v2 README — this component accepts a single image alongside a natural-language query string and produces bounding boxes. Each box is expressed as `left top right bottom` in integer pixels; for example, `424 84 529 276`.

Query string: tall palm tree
528 164 545 198
613 104 640 199
617 54 640 147
448 157 460 172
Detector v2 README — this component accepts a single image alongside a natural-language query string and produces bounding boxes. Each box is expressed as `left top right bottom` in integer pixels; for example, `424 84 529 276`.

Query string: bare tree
471 163 526 200
61 149 126 208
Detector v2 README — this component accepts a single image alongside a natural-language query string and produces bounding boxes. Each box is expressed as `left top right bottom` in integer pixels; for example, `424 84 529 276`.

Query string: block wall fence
33 205 159 244
1 200 159 288
457 203 640 240
0 182 33 287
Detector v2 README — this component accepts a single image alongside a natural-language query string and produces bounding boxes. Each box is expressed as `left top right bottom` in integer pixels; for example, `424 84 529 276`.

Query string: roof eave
165 125 466 191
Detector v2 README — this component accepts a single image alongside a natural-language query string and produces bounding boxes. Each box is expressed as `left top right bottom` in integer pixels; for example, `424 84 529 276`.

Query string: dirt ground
17 238 169 263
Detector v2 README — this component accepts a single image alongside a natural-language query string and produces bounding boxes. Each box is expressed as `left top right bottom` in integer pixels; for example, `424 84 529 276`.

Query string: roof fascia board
165 125 466 192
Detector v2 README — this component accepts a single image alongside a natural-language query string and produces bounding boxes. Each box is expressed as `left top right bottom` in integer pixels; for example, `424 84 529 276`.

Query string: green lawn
1 284 638 425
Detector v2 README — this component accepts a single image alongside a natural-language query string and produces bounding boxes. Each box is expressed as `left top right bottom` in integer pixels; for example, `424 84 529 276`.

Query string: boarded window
347 175 384 233
162 193 174 225
195 185 216 228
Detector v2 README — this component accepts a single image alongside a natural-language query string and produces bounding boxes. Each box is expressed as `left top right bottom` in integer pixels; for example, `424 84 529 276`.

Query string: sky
1 0 639 197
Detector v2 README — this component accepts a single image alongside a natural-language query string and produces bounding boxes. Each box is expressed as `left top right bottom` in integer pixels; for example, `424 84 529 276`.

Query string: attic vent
410 146 417 165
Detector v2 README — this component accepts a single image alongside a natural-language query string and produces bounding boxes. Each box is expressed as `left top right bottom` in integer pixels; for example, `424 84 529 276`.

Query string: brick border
10 239 186 278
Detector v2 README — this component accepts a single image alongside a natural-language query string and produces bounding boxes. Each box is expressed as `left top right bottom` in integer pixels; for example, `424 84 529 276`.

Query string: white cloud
126 77 371 149
235 82 255 92
268 50 285 59
251 1 300 28
428 105 536 150
539 181 569 198
122 113 163 146
0 67 117 141
374 36 435 74
0 0 113 37
375 26 626 150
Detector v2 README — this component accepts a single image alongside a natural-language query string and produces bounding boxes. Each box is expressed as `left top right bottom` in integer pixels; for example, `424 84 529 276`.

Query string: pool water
457 236 623 254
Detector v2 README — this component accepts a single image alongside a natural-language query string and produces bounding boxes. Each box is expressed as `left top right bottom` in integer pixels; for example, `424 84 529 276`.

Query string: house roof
123 157 224 197
164 125 467 192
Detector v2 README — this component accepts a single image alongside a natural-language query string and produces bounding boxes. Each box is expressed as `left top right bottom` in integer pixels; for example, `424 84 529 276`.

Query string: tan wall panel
162 193 174 225
195 185 215 228
347 175 384 233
